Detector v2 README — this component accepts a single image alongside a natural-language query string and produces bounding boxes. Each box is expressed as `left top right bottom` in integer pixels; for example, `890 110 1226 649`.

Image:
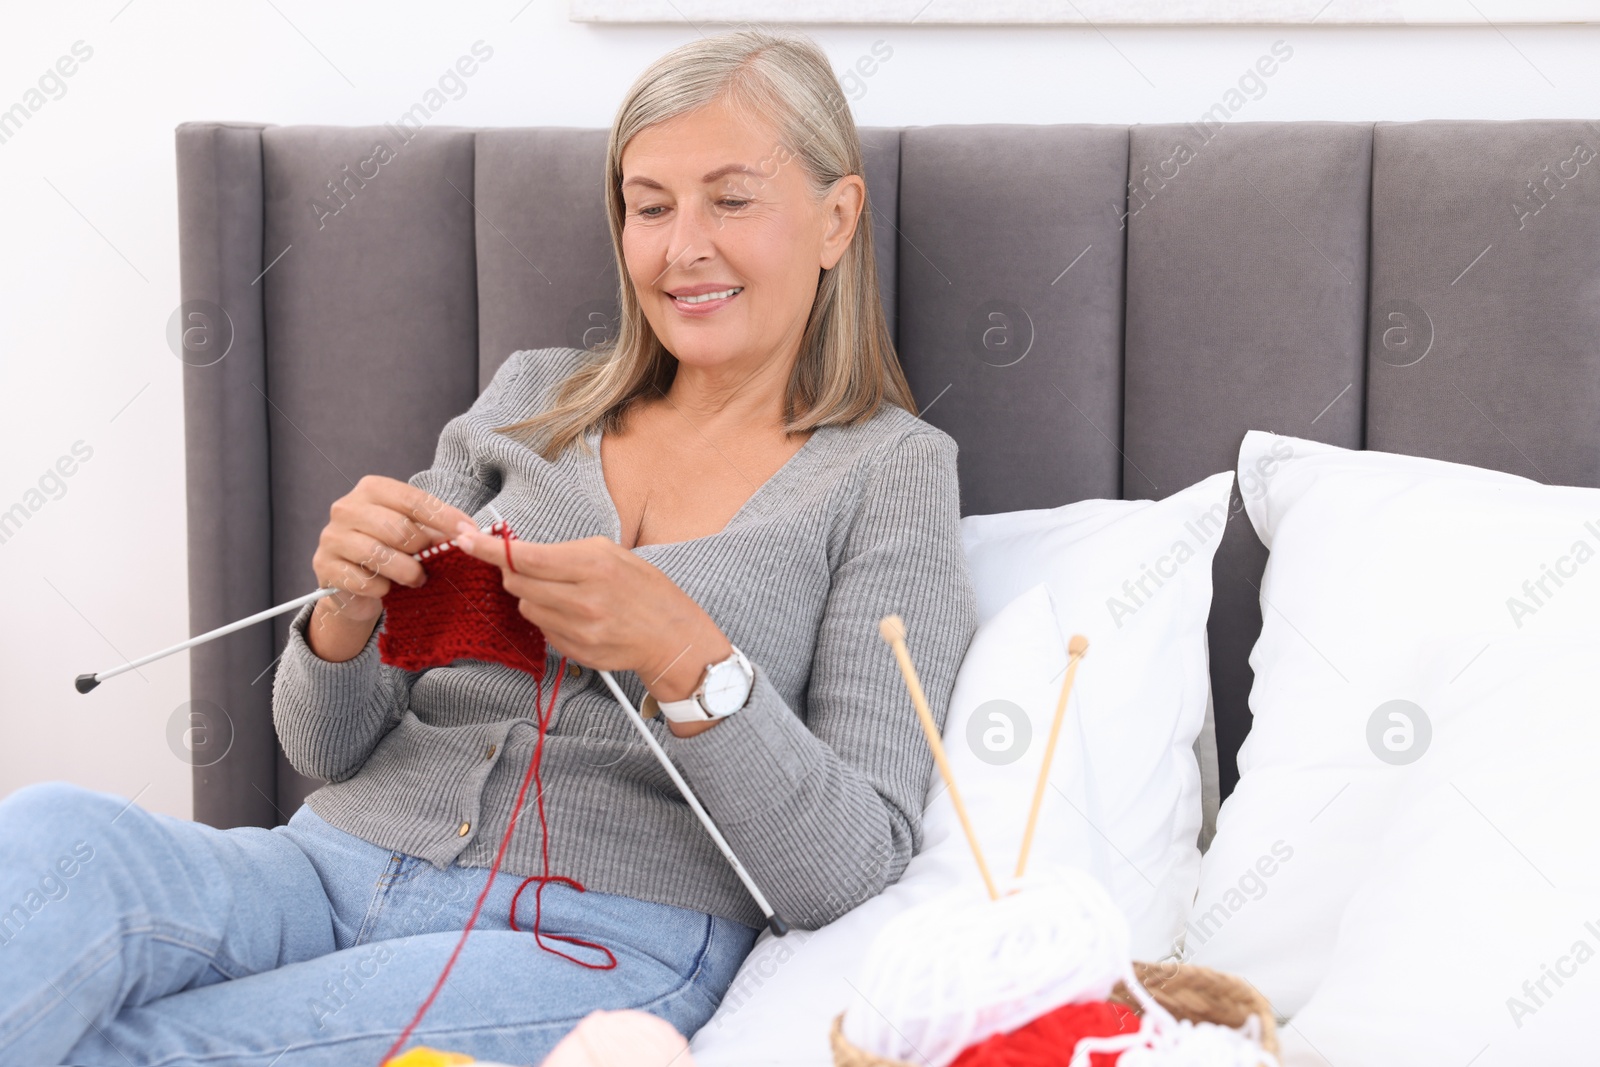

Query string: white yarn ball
841 866 1132 1067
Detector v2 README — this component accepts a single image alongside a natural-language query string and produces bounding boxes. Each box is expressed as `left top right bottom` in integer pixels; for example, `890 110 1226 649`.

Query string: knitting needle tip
878 615 906 643
595 668 788 935
75 587 338 695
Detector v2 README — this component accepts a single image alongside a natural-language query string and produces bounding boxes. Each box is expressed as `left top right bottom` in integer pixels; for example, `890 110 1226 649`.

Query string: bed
173 116 1600 855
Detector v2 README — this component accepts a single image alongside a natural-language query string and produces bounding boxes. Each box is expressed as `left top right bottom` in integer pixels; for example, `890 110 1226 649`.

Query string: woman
0 28 977 1067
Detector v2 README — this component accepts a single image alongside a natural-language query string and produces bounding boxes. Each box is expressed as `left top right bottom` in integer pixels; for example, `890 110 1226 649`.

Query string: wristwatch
655 645 755 723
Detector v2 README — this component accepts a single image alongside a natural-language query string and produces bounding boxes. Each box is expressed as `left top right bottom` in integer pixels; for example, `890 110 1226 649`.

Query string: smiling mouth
671 287 743 306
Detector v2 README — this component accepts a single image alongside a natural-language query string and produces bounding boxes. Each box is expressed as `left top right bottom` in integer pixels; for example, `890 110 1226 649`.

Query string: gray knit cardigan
272 346 979 930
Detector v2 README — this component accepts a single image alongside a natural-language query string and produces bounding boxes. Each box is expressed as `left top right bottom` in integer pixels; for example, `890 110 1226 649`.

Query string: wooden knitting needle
75 520 500 694
879 614 999 902
1014 634 1089 880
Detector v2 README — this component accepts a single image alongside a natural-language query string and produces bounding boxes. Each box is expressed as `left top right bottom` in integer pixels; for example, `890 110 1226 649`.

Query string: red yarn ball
948 999 1140 1067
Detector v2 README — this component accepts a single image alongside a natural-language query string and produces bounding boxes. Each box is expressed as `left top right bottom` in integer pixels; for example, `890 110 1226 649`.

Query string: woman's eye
631 199 746 218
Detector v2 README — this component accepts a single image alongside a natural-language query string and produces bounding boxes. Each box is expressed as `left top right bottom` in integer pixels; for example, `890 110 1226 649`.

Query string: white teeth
673 287 742 305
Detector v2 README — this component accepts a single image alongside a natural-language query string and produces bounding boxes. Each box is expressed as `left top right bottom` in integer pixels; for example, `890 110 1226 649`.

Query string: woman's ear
818 174 866 271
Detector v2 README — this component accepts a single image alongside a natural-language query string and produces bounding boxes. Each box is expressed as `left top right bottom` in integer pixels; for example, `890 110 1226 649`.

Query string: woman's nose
664 201 717 269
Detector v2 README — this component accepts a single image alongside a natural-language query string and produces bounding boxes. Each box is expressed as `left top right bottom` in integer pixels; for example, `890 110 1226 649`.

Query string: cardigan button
484 744 496 760
566 661 582 680
457 821 471 837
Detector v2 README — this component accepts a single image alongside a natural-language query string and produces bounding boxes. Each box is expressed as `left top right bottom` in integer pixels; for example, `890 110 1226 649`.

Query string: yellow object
383 1048 477 1067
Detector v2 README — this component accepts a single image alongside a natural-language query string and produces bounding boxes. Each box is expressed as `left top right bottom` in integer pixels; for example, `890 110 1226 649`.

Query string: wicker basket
1113 960 1279 1052
828 960 1278 1066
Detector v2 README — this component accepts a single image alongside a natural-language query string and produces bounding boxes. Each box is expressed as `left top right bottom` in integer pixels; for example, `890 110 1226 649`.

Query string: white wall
2 1 1596 821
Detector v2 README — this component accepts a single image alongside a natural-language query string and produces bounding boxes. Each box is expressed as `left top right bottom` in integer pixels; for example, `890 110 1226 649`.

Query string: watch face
701 658 750 716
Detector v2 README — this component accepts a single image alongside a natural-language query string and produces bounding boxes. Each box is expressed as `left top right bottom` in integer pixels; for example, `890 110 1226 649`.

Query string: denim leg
64 852 760 1067
0 782 355 1067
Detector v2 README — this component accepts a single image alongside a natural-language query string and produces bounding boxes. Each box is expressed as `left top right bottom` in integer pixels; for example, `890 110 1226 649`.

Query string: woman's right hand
306 476 477 662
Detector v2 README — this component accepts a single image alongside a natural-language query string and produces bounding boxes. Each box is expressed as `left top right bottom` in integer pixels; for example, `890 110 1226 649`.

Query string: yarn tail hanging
378 522 613 1067
378 653 571 1067
505 681 617 971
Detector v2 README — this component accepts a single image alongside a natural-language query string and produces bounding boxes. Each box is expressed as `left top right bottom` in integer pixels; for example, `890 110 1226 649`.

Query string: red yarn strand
376 522 613 1067
505 521 616 971
505 638 618 970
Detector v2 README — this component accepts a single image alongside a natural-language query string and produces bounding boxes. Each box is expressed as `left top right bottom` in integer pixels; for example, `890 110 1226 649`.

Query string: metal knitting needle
75 588 337 693
491 507 789 936
593 668 789 937
75 520 501 694
76 508 791 934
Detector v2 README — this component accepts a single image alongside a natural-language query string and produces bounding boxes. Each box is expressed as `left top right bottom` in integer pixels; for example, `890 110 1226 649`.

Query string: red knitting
378 520 547 680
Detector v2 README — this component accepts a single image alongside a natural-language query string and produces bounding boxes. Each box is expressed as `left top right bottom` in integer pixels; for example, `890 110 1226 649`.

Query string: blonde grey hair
499 28 915 460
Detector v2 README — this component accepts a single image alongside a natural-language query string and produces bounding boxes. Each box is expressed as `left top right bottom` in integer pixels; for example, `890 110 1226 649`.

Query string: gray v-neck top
272 346 979 930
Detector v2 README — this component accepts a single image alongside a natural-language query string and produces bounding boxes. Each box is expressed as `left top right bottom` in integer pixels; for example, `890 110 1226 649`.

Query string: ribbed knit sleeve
271 355 529 783
663 429 979 929
273 605 409 782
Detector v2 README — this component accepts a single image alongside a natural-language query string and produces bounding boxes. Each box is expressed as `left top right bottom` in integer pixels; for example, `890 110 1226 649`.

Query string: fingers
334 500 438 558
504 571 590 624
355 475 476 543
446 530 648 662
453 525 548 577
312 551 396 602
321 526 427 589
321 477 481 596
453 526 608 583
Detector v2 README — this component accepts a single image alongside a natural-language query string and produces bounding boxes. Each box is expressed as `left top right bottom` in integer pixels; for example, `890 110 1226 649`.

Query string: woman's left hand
452 523 733 710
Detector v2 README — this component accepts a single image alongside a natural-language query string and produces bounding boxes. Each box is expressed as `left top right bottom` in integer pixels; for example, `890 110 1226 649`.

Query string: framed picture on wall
570 1 1598 23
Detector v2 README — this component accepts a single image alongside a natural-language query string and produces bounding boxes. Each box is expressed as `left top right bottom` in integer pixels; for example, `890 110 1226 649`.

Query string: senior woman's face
619 95 862 373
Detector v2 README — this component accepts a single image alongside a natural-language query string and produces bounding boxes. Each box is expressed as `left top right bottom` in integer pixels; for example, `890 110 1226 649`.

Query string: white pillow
692 472 1232 1066
1278 634 1600 1064
1186 431 1600 1016
955 470 1232 955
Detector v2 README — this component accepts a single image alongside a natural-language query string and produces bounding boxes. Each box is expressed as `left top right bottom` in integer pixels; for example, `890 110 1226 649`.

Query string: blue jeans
0 782 758 1067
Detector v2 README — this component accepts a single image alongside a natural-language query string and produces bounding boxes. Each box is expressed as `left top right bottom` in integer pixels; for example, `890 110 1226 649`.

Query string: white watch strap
656 646 752 723
656 694 713 722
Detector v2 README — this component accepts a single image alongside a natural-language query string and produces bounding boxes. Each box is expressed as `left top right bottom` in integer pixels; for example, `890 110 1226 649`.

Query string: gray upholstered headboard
175 119 1600 831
